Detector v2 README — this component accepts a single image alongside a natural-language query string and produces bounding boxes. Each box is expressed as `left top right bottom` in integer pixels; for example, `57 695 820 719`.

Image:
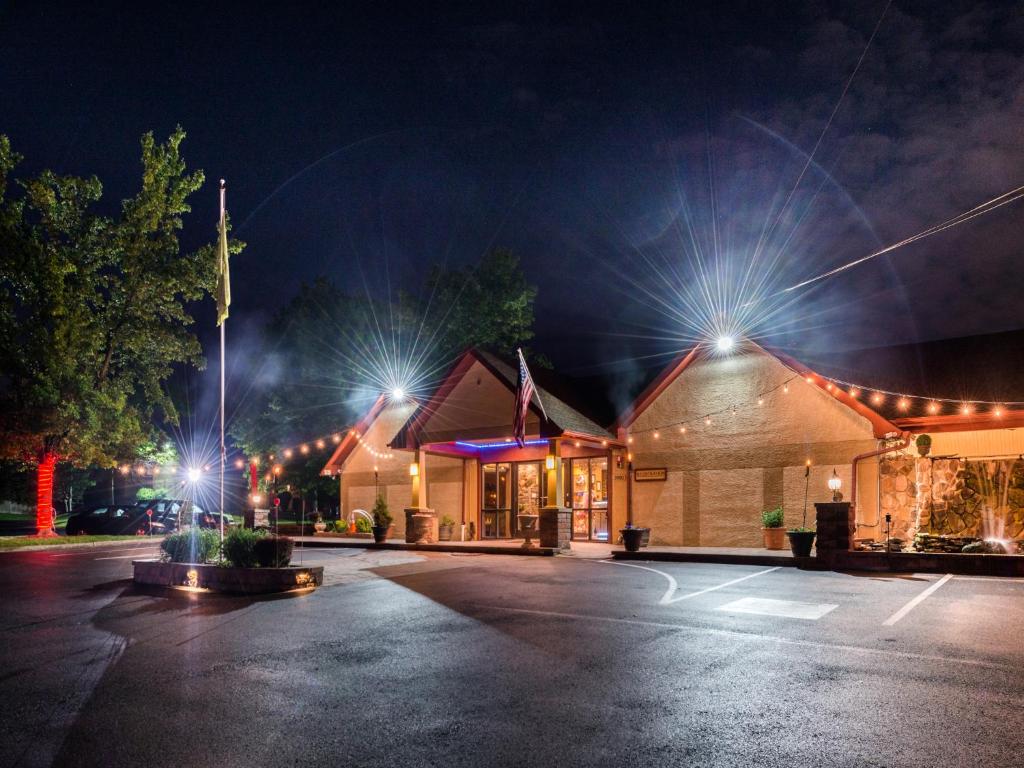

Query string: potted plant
916 433 932 457
761 506 786 550
620 521 644 552
438 515 456 541
371 496 392 544
312 513 327 534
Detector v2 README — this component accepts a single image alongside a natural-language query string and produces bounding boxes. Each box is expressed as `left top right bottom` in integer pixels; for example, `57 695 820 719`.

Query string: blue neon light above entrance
454 439 548 450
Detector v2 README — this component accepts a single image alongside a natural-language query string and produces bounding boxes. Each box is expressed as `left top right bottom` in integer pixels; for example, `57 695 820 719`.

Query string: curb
611 549 815 568
0 536 166 554
295 539 557 557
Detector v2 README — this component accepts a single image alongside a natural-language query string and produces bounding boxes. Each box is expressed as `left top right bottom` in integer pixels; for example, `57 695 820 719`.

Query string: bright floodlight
716 335 735 352
186 467 202 483
390 387 406 401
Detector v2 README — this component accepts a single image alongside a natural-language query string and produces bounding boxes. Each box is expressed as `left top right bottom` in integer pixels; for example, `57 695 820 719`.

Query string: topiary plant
916 434 932 456
372 496 392 528
761 506 784 528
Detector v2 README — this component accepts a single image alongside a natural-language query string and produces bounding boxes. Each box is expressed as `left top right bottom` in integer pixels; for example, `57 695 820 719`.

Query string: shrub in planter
354 516 372 534
223 527 265 567
253 535 294 567
371 496 392 543
760 506 786 550
161 528 220 563
439 515 456 541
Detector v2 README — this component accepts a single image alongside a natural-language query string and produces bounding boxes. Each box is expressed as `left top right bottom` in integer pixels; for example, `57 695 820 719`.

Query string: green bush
440 515 455 527
372 496 392 528
223 527 265 567
760 506 784 528
355 516 372 533
254 535 294 567
160 528 220 563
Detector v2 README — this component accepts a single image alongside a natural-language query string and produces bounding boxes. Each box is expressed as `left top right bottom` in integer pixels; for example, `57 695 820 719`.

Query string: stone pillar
405 508 437 544
539 506 571 550
814 502 854 566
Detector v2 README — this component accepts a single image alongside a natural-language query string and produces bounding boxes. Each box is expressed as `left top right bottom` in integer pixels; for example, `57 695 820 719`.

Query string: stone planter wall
133 561 323 594
539 507 571 550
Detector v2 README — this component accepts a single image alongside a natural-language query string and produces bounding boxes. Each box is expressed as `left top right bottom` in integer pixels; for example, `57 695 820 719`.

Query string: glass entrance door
481 462 511 538
570 457 609 541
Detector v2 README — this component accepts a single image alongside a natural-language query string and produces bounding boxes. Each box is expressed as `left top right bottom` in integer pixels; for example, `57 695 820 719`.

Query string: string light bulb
679 425 686 434
898 397 909 411
652 431 659 440
704 415 711 426
928 401 939 414
757 397 764 406
961 403 972 416
871 393 884 405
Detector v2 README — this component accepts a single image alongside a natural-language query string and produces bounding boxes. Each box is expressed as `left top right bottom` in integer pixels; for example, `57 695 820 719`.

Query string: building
324 330 1024 548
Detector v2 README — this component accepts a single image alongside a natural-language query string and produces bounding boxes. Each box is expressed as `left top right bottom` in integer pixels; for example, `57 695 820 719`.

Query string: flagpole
219 179 226 554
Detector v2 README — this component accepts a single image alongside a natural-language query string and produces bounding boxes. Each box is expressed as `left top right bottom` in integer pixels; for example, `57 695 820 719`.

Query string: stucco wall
628 344 877 546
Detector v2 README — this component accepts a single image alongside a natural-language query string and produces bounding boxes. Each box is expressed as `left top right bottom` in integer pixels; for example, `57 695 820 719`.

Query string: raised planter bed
133 560 323 594
313 531 372 539
833 550 1024 577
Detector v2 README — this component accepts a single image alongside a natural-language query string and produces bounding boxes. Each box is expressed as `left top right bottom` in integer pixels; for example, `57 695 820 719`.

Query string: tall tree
0 128 233 534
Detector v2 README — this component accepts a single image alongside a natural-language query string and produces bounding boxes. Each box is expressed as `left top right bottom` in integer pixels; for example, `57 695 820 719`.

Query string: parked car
65 500 234 536
65 504 151 535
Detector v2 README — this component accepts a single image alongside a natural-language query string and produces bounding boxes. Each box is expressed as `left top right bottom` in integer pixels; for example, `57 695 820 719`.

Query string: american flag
513 349 545 447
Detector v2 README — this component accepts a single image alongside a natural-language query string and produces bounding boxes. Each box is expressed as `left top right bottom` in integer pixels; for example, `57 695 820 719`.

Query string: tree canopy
0 128 236 470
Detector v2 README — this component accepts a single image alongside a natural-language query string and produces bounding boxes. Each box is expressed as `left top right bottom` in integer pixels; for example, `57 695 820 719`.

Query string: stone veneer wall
879 455 1024 541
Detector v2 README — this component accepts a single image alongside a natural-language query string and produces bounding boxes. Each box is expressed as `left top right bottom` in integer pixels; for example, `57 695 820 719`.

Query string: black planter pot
371 525 389 544
621 527 644 552
786 530 816 557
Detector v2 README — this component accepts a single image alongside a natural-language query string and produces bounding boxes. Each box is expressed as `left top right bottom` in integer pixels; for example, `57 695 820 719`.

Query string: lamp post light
829 468 843 502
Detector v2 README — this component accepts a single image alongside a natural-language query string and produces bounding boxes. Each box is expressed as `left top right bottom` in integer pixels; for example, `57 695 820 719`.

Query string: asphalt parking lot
1 544 1022 768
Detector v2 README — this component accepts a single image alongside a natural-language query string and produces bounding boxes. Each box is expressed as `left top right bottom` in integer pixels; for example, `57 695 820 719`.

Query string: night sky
3 1 1022 393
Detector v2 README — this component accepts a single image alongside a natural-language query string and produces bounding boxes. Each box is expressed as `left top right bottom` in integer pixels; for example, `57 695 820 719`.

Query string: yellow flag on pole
216 182 230 326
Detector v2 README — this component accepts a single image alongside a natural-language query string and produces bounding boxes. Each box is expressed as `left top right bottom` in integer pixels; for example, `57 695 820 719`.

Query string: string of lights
117 426 395 477
625 363 1019 440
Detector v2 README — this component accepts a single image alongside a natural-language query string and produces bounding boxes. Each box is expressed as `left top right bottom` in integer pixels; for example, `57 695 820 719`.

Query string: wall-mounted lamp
409 462 419 477
545 454 555 470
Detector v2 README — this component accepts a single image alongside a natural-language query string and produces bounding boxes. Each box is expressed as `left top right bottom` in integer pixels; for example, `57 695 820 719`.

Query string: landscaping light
187 467 201 483
828 468 843 502
716 335 734 353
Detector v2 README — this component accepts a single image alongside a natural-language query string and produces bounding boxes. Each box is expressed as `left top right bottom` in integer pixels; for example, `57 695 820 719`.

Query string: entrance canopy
392 349 620 458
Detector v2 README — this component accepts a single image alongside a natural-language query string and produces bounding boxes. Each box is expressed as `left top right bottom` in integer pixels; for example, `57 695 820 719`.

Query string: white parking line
719 597 838 620
883 573 953 626
94 553 160 560
601 560 780 604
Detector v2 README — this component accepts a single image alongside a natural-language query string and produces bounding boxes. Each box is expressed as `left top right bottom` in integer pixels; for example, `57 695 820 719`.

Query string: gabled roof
393 349 616 449
616 340 901 439
321 394 388 474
